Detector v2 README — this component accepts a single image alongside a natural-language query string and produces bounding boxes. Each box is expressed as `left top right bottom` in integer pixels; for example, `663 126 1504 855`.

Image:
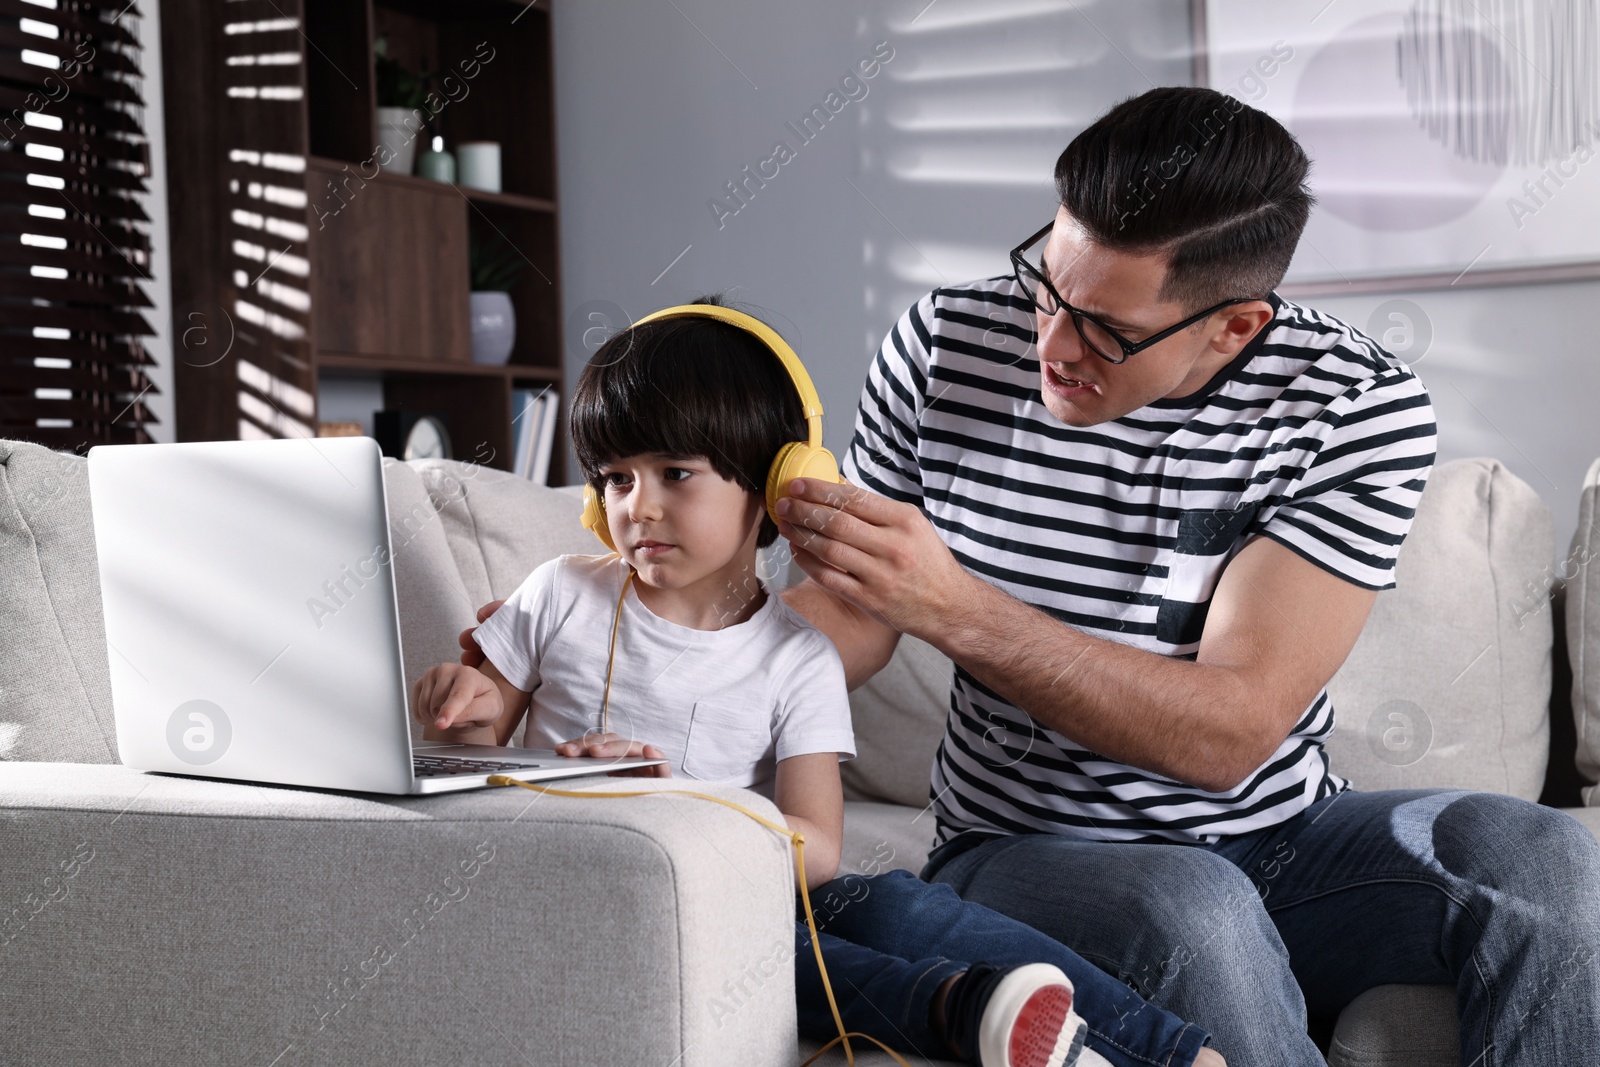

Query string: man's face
598 453 764 593
1034 207 1249 427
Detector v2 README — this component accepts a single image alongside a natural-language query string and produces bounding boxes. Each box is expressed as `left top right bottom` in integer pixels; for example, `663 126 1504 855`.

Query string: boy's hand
457 599 506 668
554 732 672 778
412 663 503 732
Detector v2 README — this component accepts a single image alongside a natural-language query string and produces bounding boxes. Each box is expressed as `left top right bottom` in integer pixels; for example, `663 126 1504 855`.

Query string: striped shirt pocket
1156 502 1261 646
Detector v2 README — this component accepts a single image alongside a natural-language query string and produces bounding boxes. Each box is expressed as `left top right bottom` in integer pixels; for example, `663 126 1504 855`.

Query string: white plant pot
375 107 421 174
470 291 516 365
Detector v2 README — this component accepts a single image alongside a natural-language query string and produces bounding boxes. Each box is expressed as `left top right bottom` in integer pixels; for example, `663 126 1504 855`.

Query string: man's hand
412 663 503 733
458 599 506 668
778 478 1379 792
774 478 971 639
554 732 672 778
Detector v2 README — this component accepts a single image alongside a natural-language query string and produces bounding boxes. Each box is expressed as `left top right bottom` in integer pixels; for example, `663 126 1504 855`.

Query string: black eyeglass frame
1009 222 1259 365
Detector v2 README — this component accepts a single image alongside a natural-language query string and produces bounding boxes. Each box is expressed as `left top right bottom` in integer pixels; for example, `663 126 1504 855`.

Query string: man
774 86 1600 1065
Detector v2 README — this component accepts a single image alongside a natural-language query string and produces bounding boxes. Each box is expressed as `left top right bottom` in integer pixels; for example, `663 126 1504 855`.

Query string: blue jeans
794 869 1211 1066
923 788 1600 1067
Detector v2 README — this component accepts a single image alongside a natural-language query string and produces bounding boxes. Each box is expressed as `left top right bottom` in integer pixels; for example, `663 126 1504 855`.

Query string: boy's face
597 453 764 594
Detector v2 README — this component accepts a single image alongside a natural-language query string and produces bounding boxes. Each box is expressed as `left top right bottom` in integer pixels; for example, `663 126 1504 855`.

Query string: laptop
86 436 664 794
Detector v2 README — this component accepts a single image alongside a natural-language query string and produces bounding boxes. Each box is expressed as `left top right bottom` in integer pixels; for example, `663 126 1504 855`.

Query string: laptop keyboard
412 755 541 778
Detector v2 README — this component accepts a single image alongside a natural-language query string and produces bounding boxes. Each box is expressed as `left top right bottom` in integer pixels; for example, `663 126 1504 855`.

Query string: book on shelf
529 390 558 484
511 388 537 478
511 387 559 484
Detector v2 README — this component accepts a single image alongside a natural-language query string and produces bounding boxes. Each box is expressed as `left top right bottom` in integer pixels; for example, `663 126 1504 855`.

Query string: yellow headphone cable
486 774 909 1067
583 569 899 1063
554 304 906 1064
598 567 634 737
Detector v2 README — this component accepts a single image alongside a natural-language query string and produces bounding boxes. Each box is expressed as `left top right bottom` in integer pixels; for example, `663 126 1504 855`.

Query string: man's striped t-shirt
841 277 1439 847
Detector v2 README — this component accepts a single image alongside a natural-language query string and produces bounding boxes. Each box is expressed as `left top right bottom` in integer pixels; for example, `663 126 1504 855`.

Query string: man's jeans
922 788 1600 1067
794 869 1211 1066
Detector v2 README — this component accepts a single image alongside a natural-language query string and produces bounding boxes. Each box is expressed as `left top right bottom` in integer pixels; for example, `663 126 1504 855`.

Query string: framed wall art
1196 0 1600 293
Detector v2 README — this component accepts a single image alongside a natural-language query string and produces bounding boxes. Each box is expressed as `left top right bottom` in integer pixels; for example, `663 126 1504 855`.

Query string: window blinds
0 0 157 449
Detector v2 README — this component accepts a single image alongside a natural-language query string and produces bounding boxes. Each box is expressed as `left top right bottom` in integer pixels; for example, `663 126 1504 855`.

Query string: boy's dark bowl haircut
571 299 807 550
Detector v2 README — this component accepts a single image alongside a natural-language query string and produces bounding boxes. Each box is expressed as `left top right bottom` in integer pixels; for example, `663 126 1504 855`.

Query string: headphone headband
630 304 824 452
580 302 840 553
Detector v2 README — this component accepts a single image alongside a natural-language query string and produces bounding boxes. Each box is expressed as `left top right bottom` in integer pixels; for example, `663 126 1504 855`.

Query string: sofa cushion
382 459 478 733
0 440 116 763
839 800 935 877
840 634 951 808
414 461 597 610
1569 457 1600 803
1325 459 1553 799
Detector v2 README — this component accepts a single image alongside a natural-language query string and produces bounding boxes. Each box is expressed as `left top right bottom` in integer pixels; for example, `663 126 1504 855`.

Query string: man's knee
1436 793 1600 881
1105 852 1288 1001
1430 793 1600 937
937 836 1286 988
1518 802 1600 887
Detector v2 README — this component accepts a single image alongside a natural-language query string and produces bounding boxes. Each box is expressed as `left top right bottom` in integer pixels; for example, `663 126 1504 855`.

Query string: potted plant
374 36 430 174
469 234 525 365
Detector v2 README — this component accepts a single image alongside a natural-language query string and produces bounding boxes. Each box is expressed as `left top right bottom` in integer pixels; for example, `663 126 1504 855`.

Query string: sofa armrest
0 764 797 1067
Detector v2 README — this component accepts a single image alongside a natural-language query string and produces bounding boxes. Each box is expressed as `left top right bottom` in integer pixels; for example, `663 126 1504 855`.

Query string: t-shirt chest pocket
1157 502 1260 646
681 701 774 782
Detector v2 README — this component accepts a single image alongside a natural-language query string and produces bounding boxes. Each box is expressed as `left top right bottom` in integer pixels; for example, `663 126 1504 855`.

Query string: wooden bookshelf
163 0 566 481
319 352 563 381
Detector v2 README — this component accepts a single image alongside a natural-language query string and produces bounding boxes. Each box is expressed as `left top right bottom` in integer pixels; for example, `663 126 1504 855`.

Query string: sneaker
942 962 1087 1067
976 963 1087 1067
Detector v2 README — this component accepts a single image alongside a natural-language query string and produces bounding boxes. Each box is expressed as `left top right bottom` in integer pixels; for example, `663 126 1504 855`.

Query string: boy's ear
746 489 772 537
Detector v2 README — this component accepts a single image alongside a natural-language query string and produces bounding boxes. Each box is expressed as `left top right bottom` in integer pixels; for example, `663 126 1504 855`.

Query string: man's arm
776 480 1377 793
781 578 901 690
935 535 1375 792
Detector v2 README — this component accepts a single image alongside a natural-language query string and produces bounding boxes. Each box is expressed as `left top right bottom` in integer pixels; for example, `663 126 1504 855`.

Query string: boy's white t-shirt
471 554 856 800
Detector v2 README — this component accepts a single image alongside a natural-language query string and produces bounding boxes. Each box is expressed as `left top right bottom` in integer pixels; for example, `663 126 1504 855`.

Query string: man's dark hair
1053 86 1314 310
570 296 805 550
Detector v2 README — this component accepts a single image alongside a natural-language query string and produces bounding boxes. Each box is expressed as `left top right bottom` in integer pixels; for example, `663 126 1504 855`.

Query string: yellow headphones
579 304 840 553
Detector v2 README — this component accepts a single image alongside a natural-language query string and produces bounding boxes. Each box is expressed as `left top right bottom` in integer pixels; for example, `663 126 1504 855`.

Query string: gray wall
551 0 1599 555
1312 281 1600 559
551 0 1193 475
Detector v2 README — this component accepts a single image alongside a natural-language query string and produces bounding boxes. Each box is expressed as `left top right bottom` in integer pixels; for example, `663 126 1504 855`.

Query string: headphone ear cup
581 484 616 552
766 443 841 525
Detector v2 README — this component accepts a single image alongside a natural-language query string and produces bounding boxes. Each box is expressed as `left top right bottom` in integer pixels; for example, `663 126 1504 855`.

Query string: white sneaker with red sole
977 963 1088 1067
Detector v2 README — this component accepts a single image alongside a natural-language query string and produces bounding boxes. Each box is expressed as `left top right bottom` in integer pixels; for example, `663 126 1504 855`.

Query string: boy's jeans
923 788 1600 1067
794 869 1211 1067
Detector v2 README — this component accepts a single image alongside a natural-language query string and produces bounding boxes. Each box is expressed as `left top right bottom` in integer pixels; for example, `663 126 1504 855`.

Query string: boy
413 300 1222 1067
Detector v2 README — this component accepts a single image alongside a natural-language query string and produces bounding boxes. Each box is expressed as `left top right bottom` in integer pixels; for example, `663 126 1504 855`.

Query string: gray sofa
4 435 1600 1066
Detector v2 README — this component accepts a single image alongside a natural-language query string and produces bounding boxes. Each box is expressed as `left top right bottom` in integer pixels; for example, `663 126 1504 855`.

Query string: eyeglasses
1009 222 1256 365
